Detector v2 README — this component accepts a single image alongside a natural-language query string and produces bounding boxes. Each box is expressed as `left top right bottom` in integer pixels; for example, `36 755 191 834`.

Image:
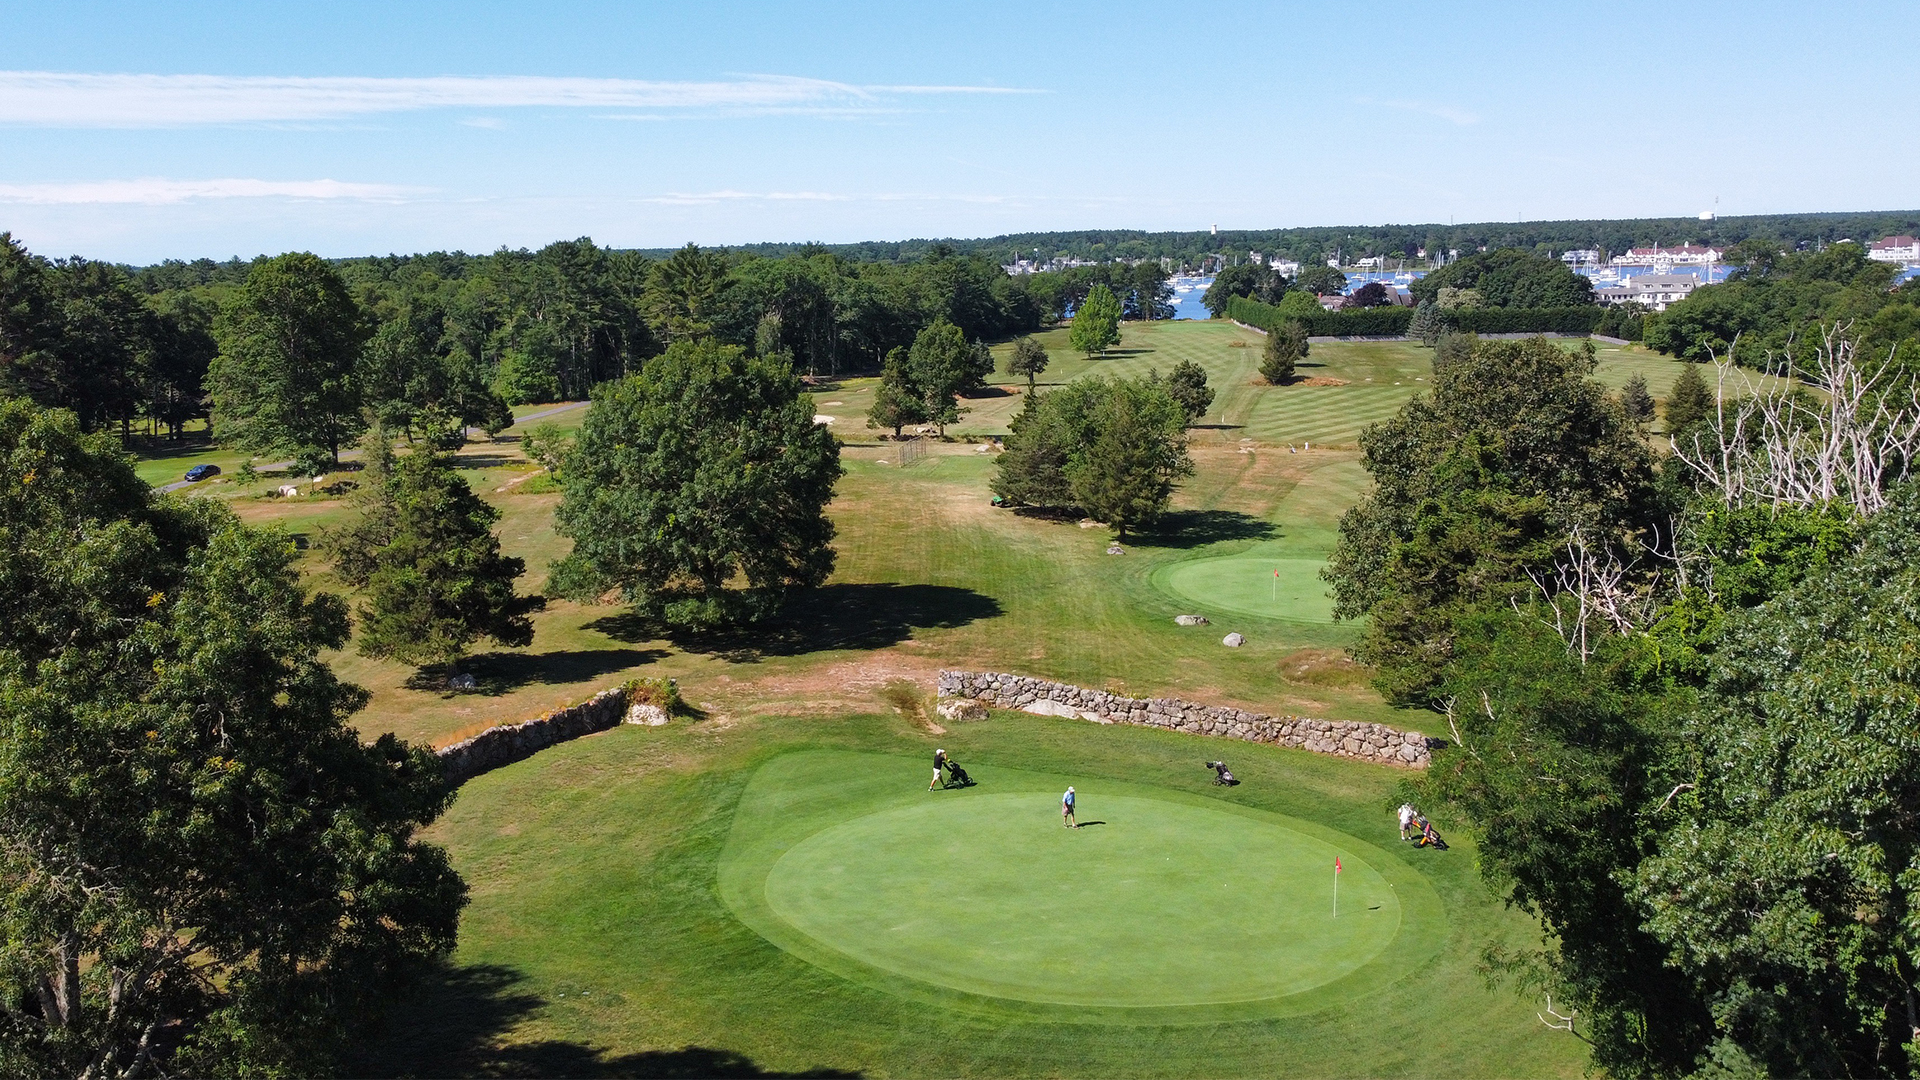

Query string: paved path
154 402 587 493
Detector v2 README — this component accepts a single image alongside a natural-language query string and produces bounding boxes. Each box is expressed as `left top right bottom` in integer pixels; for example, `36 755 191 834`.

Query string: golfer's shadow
1074 821 1108 828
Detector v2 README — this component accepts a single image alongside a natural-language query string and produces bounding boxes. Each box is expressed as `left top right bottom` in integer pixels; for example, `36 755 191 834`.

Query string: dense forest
665 209 1920 271
0 233 1176 458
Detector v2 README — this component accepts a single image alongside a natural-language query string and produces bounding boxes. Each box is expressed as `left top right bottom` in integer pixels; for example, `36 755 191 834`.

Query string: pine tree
1408 300 1446 345
1065 377 1194 537
1665 362 1715 432
989 391 1075 507
328 445 537 672
866 347 926 437
1620 373 1656 426
1163 359 1214 424
1260 322 1307 384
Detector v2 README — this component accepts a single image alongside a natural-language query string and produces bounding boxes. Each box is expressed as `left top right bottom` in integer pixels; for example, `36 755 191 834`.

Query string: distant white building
1595 273 1699 311
1269 259 1301 278
1615 244 1723 267
1868 236 1920 265
1560 249 1603 266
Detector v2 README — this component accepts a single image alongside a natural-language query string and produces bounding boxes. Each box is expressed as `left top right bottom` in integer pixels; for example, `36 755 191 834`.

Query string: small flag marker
1333 857 1343 917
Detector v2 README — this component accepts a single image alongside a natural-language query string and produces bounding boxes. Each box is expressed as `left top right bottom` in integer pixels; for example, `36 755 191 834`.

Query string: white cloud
640 190 855 205
1378 99 1481 126
0 178 423 204
0 72 1036 127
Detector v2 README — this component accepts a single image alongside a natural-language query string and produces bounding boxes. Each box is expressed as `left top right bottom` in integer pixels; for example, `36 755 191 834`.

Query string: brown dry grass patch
1276 647 1372 688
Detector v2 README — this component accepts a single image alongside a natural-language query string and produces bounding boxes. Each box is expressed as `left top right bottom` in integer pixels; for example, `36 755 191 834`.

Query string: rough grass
352 709 1588 1078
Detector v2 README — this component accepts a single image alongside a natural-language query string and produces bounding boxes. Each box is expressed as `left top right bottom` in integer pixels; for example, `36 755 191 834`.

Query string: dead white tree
1518 526 1660 663
1671 323 1920 517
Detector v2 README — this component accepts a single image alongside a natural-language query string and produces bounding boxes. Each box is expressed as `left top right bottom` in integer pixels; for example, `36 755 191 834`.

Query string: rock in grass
936 698 989 722
446 673 478 691
1222 632 1246 647
1106 544 1125 555
625 703 671 726
1174 614 1210 626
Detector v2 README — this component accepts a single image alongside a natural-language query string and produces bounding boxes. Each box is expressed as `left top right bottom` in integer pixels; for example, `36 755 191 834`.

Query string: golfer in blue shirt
1062 786 1077 828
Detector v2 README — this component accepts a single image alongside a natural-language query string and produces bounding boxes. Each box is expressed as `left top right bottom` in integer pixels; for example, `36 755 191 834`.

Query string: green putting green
1152 555 1336 624
721 751 1445 1023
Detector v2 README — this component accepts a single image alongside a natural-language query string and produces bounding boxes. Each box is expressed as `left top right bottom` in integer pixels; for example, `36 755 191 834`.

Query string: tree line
1646 239 1920 369
0 234 1090 466
1323 327 1920 1076
696 210 1920 273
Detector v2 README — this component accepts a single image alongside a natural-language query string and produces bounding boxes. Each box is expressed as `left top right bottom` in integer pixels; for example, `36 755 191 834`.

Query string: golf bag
943 759 974 788
1413 816 1448 849
1206 760 1238 786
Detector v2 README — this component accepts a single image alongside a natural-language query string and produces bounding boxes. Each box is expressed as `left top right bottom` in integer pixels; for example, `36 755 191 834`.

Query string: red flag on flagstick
1334 857 1342 874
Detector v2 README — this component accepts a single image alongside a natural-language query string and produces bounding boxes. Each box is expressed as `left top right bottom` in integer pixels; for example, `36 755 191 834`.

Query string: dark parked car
184 464 221 482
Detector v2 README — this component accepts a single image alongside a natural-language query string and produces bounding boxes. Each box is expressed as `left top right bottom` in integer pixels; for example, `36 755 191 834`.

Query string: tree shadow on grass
584 583 1002 662
450 452 526 470
1125 509 1278 550
405 648 670 695
353 962 861 1078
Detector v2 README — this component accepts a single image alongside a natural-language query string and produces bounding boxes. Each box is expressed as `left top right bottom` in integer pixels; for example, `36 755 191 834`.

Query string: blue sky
1 1 1914 263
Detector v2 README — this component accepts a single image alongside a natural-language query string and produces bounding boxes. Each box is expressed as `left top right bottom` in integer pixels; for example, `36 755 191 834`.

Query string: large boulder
1221 632 1246 647
936 698 989 723
625 703 671 726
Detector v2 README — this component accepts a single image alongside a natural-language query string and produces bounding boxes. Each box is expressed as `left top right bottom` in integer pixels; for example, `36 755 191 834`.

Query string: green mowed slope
358 709 1586 1078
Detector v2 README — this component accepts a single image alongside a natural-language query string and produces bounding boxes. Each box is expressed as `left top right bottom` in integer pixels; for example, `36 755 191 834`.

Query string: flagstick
1333 865 1339 918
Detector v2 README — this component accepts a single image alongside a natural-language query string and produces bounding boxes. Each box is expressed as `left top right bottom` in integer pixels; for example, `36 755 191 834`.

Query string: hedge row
1446 306 1604 334
1225 295 1605 337
1225 296 1412 336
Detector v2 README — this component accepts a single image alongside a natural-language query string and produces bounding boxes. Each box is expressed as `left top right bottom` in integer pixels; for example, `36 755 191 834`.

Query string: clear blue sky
1 1 1913 263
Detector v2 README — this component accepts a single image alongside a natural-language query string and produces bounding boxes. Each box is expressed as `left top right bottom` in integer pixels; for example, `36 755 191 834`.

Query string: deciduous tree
1068 283 1122 358
906 317 978 435
1007 336 1050 390
550 339 842 627
209 252 368 463
1294 264 1348 297
0 397 464 1078
1323 337 1661 703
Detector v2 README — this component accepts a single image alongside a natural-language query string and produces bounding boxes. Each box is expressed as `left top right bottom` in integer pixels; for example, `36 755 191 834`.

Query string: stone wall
436 688 628 786
938 670 1433 768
